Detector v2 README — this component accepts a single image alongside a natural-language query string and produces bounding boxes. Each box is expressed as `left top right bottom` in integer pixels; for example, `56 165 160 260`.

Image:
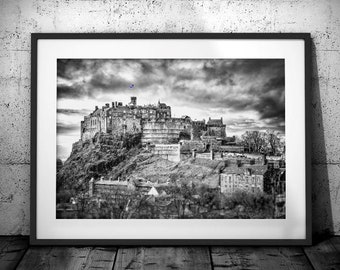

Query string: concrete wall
0 0 339 236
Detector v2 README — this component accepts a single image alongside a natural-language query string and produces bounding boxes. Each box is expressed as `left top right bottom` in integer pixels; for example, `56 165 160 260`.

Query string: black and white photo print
56 59 286 219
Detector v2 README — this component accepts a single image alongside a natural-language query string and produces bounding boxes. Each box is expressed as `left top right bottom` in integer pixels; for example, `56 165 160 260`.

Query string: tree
265 130 281 155
179 131 191 141
241 131 266 153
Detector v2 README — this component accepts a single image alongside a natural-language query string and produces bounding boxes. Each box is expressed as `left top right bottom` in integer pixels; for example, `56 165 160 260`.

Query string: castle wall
141 119 192 144
218 145 245 153
111 117 142 136
191 121 206 140
180 140 206 153
81 115 102 141
192 150 265 166
195 152 213 160
151 144 180 163
100 111 107 133
207 125 226 137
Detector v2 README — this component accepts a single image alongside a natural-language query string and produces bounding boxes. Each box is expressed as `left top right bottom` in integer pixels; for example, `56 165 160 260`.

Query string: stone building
206 117 226 137
150 144 181 162
81 104 111 141
89 176 171 198
141 117 192 144
80 97 171 141
191 120 206 139
266 155 286 169
89 177 135 198
218 145 245 153
80 96 226 145
219 165 268 194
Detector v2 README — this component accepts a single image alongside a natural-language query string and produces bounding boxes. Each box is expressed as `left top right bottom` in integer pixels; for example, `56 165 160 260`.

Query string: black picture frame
30 33 312 246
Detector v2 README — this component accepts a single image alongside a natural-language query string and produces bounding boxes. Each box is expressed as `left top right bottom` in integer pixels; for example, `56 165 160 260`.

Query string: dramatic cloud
57 145 69 161
57 59 285 160
169 59 284 122
57 59 165 100
57 59 284 119
57 108 91 115
57 123 79 134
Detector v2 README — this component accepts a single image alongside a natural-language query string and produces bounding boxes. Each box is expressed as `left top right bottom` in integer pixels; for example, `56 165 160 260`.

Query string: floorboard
330 237 340 252
83 247 117 270
0 236 28 270
16 246 117 270
211 246 313 270
304 238 340 270
4 236 340 270
113 246 212 270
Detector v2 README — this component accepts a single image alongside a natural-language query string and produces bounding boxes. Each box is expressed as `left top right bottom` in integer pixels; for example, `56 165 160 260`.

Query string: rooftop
207 118 224 126
95 180 129 186
221 165 268 175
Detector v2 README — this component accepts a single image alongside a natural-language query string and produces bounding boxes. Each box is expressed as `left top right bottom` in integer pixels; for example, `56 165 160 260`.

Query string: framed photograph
31 33 311 245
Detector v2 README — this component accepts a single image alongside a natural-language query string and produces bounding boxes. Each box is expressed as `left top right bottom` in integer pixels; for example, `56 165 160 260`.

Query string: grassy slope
57 133 225 196
108 153 225 188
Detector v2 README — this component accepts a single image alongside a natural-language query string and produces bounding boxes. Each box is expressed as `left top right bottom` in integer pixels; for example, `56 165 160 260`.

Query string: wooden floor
0 237 339 270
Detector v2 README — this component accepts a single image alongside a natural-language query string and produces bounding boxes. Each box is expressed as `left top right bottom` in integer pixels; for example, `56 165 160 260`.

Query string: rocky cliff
57 132 225 201
57 133 142 197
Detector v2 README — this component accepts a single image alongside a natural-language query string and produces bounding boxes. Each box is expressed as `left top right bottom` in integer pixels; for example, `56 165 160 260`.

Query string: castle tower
131 96 137 106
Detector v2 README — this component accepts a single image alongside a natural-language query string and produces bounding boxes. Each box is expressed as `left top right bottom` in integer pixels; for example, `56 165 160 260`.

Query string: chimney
115 101 118 107
95 106 98 110
112 102 115 108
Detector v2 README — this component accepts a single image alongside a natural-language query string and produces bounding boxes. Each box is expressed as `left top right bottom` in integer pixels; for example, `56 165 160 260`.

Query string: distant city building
89 177 135 199
219 165 268 194
266 155 286 169
89 176 168 198
218 145 245 153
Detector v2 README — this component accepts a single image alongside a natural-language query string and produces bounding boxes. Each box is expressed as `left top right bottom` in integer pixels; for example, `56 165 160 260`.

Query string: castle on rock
80 97 226 144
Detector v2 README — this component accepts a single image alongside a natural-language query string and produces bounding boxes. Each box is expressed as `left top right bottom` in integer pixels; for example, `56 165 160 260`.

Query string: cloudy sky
57 59 285 160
